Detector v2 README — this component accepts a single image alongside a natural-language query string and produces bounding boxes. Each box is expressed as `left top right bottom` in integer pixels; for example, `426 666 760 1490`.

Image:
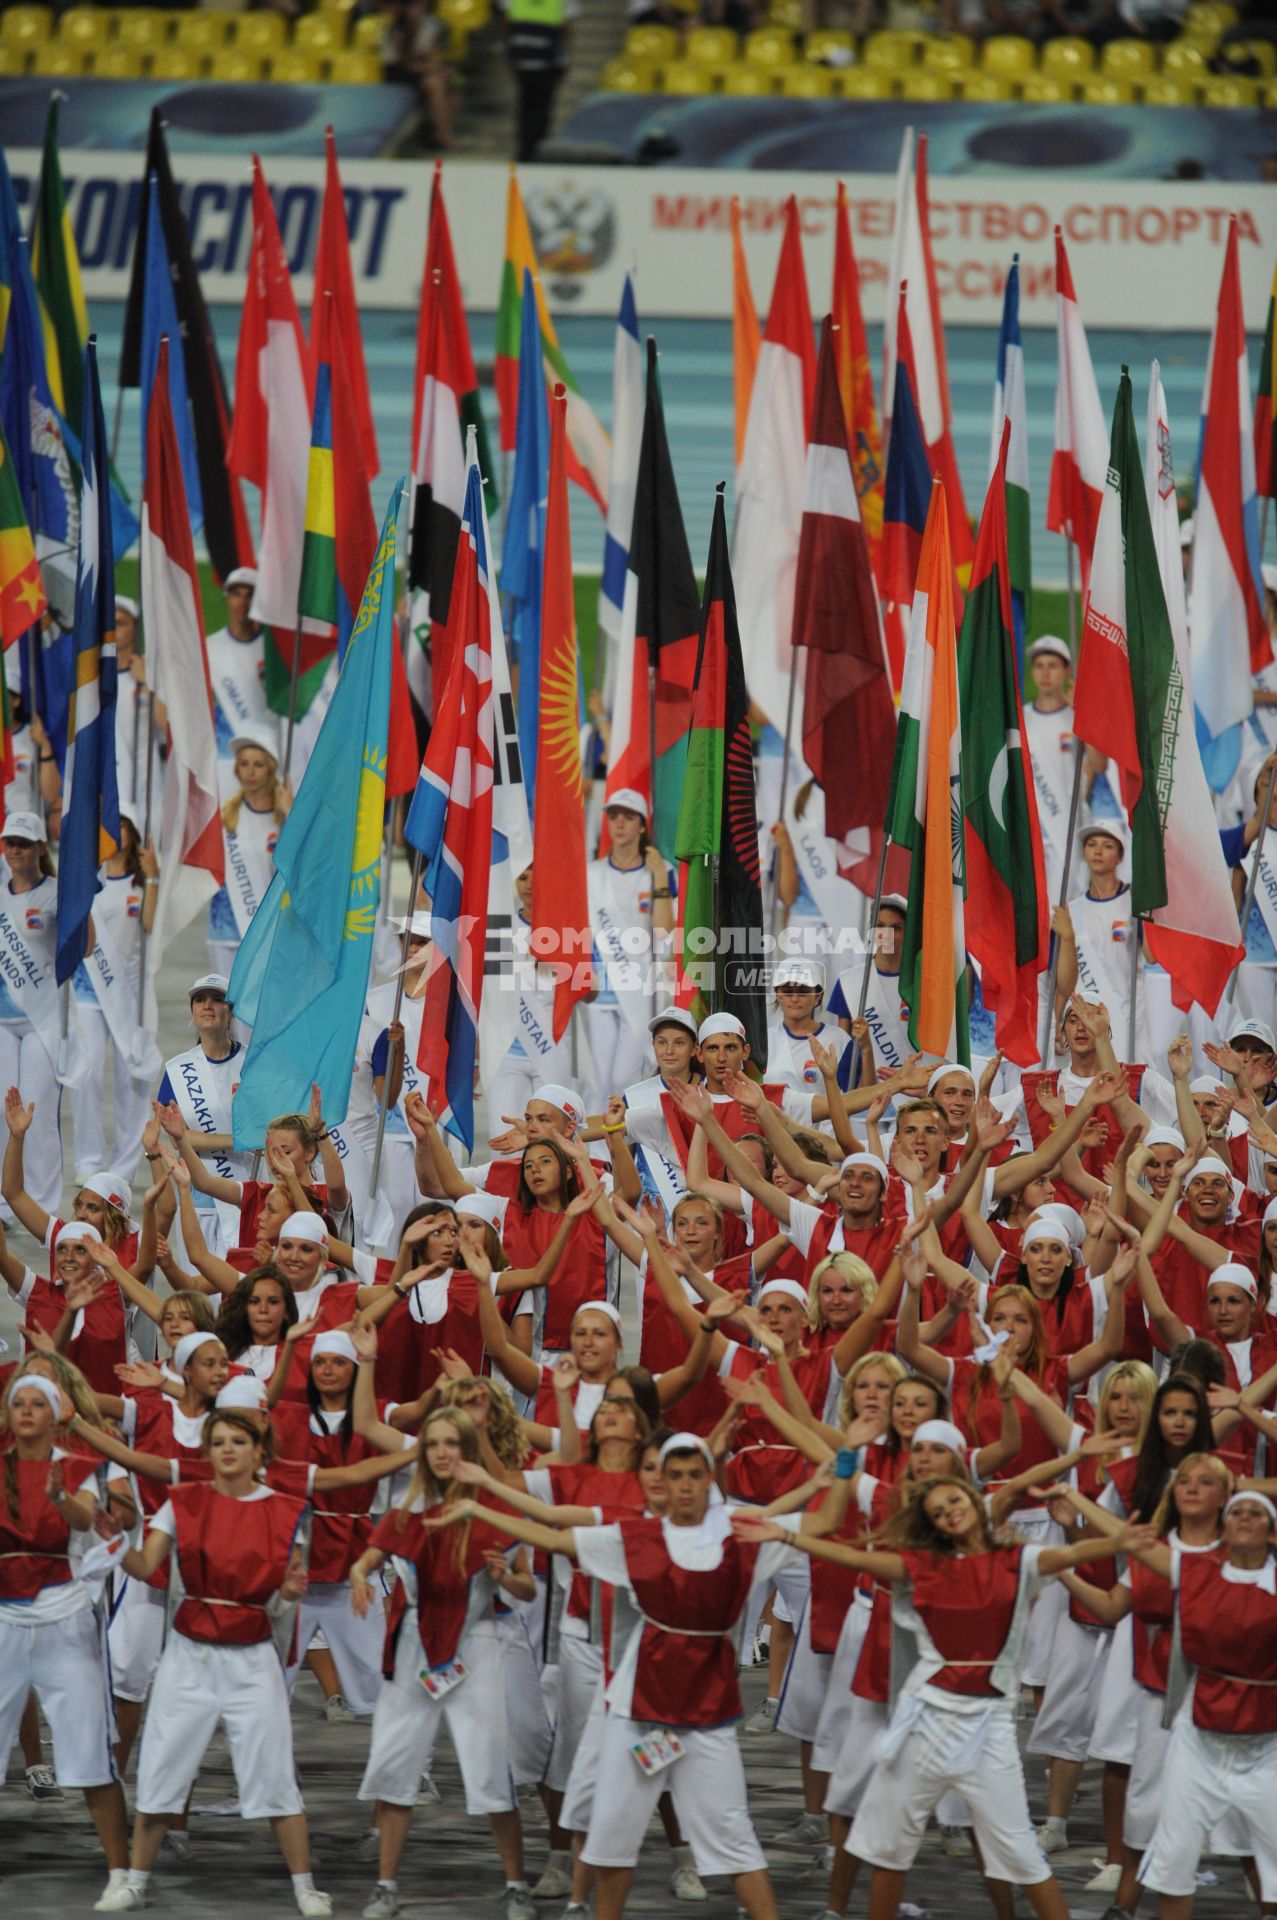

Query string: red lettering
1100 207 1131 244
1172 206 1200 241
1238 209 1260 245
956 260 989 299
1205 208 1230 244
985 202 1012 241
858 200 890 239
1134 207 1166 243
1015 204 1049 243
1065 206 1096 244
798 195 832 237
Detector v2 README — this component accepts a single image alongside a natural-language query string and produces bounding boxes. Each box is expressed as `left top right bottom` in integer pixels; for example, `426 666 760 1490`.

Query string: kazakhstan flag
229 477 405 1148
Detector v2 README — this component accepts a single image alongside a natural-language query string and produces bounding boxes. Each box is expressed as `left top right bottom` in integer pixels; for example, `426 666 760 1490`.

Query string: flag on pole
598 272 643 643
675 486 767 1065
885 481 968 1061
732 195 816 734
604 336 700 859
494 171 609 510
119 110 254 582
142 336 224 961
55 337 120 985
310 126 378 481
730 196 760 477
831 181 884 565
1188 220 1270 793
881 288 934 608
958 420 1047 1067
1256 255 1276 502
139 181 203 533
793 319 895 858
1047 229 1108 586
404 455 495 1151
499 268 549 816
531 385 592 1042
0 412 47 648
228 481 405 1145
990 255 1031 678
30 96 88 434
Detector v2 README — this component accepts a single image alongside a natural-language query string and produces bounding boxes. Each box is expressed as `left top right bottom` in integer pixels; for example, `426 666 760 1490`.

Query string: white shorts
358 1618 515 1816
136 1632 303 1820
0 1603 118 1789
811 1593 871 1775
1124 1686 1250 1857
823 1694 887 1819
546 1631 602 1794
848 1698 1052 1885
1087 1613 1140 1765
499 1610 554 1787
287 1581 385 1717
559 1673 607 1832
739 1547 810 1662
582 1714 767 1878
106 1575 167 1704
775 1598 831 1744
1027 1614 1112 1763
1018 1551 1066 1688
1139 1713 1277 1899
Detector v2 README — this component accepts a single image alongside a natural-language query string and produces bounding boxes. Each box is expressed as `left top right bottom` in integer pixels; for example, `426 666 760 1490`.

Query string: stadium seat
294 13 346 55
1140 75 1193 102
230 13 289 56
778 62 833 95
173 13 228 54
33 43 88 74
685 25 737 65
923 33 975 71
601 55 655 91
661 58 714 93
625 22 679 63
836 66 892 98
266 48 323 83
863 30 917 71
982 35 1036 78
0 6 51 48
804 29 853 64
208 48 261 82
1201 72 1257 102
149 46 204 80
96 44 147 77
0 42 28 72
1040 36 1094 78
1019 72 1074 101
768 0 804 30
1161 40 1209 78
58 7 100 47
1101 38 1157 79
320 0 359 15
1080 73 1134 102
900 69 955 99
115 10 168 51
1221 37 1276 74
722 61 773 93
745 27 795 66
328 49 381 82
1185 0 1237 34
352 15 388 52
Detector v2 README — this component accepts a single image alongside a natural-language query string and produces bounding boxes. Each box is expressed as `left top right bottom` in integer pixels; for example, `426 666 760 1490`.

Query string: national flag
0 411 47 647
1141 359 1244 1014
1256 255 1276 501
298 289 375 662
228 480 405 1145
139 179 203 533
675 485 767 1065
881 288 933 608
494 170 609 510
55 337 120 985
499 268 549 816
990 255 1031 679
598 272 642 643
1047 229 1108 584
141 335 224 961
731 196 760 475
958 420 1047 1067
605 336 700 860
310 126 378 481
733 195 816 734
793 319 895 860
531 385 592 1042
404 455 495 1151
885 480 968 1061
29 96 88 434
831 181 884 564
119 109 254 582
883 130 973 572
229 161 315 703
1188 220 1270 792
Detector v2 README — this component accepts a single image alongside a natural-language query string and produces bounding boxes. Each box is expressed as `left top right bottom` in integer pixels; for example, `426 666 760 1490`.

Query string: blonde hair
877 1473 1017 1556
222 743 285 835
1094 1360 1157 1485
838 1349 905 1427
438 1376 525 1470
809 1251 877 1332
1151 1450 1234 1536
396 1406 481 1526
0 1352 106 1434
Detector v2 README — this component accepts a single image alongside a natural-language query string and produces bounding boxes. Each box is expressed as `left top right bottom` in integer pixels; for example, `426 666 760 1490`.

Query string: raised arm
665 1076 794 1223
404 1093 474 1201
732 1512 906 1582
894 1237 953 1388
1 1089 51 1242
173 1169 242 1294
309 1082 350 1213
463 1243 541 1399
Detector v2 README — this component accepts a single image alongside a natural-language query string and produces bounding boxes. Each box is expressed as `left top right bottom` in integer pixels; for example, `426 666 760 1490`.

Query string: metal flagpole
280 613 304 785
1065 535 1078 658
708 853 721 1014
1126 915 1142 1064
845 828 892 1092
110 385 126 472
1038 747 1086 1065
1227 759 1277 1006
368 846 426 1210
136 690 157 1023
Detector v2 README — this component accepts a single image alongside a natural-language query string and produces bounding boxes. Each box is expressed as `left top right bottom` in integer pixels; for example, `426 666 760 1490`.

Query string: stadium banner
5 148 1274 331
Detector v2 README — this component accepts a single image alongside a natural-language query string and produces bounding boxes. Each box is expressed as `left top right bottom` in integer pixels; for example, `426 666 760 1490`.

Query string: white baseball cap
224 567 258 591
396 911 433 940
1027 635 1071 665
534 1083 586 1128
189 974 230 1000
216 1376 269 1411
229 724 280 764
877 893 908 917
605 788 648 819
698 1013 746 1043
1228 1015 1277 1052
115 594 140 621
279 1212 328 1245
1207 1262 1258 1300
1077 817 1127 855
774 959 824 990
79 1172 132 1215
1 810 47 844
649 1007 698 1038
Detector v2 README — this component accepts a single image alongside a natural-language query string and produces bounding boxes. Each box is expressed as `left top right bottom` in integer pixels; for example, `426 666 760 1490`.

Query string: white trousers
546 1630 601 1794
358 1617 515 1815
69 1005 152 1181
811 1592 872 1774
1027 1614 1112 1764
581 1005 649 1117
287 1581 385 1717
1140 1713 1277 1899
106 1575 167 1704
775 1596 831 1744
824 1695 886 1819
499 1609 554 1787
1087 1613 1140 1765
582 1713 767 1878
0 1021 61 1212
559 1670 607 1832
135 1632 303 1820
0 1602 118 1788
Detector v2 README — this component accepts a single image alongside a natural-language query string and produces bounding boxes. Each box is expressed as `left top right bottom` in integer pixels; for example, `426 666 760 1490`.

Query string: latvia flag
1046 229 1108 586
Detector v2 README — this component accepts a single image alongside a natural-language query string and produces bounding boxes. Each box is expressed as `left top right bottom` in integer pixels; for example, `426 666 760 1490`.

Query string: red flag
831 182 884 572
531 386 592 1040
1046 230 1108 585
311 126 378 479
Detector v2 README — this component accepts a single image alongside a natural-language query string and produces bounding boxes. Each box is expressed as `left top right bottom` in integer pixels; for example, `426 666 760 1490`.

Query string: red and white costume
106 1389 208 1703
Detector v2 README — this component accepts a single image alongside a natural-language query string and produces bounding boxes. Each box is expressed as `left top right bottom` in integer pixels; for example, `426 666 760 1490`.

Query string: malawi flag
958 421 1047 1067
310 127 378 480
885 480 968 1062
605 337 700 860
831 181 884 566
1256 255 1276 501
0 411 47 647
674 486 766 1066
298 293 375 661
730 195 760 476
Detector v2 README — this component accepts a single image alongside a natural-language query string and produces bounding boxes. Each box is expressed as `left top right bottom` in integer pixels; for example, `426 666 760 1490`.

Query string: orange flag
831 182 884 568
730 197 760 474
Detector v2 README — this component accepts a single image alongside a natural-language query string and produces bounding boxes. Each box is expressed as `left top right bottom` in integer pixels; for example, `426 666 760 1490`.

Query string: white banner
6 149 1273 332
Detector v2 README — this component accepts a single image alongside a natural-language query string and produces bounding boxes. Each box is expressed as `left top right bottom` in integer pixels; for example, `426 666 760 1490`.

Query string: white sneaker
94 1886 147 1914
1037 1825 1069 1854
940 1823 967 1857
742 1698 777 1736
1086 1863 1122 1893
324 1694 354 1724
295 1894 332 1920
670 1862 708 1900
774 1812 825 1848
163 1830 192 1860
417 1770 441 1804
25 1762 63 1801
531 1862 571 1898
363 1887 400 1920
504 1889 537 1920
356 1829 381 1863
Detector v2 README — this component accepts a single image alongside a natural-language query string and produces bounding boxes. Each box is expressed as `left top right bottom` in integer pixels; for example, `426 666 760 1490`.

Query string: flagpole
281 613 304 785
846 825 891 1091
1038 746 1086 1066
1126 915 1141 1064
136 689 156 1024
368 846 425 1217
709 853 721 1015
109 386 126 472
1065 535 1077 659
1227 759 1277 1005
772 652 800 937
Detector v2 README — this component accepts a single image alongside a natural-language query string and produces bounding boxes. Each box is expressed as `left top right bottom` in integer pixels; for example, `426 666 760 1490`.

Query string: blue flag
228 479 405 1148
140 178 203 532
55 337 120 985
498 268 549 817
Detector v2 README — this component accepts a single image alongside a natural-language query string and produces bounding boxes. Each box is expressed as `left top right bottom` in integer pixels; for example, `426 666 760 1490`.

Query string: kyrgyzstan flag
1046 229 1108 587
831 180 884 570
309 127 378 479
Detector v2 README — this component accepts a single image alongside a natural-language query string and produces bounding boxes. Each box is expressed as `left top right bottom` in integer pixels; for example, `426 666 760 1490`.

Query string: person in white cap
0 811 65 1213
0 1215 129 1399
204 567 278 803
348 912 434 1233
1223 756 1277 1031
208 724 290 983
156 975 252 1258
766 959 850 1098
1023 636 1080 909
610 1007 701 1220
484 861 583 1132
1123 1143 1260 1344
584 791 675 1115
828 893 914 1083
1132 1230 1277 1463
67 798 162 1181
1053 820 1158 1064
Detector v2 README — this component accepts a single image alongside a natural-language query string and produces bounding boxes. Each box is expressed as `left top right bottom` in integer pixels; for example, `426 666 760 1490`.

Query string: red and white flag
1046 229 1107 586
310 127 378 479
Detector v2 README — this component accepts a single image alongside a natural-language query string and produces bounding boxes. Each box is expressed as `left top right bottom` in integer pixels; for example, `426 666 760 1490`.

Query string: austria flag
1046 230 1108 586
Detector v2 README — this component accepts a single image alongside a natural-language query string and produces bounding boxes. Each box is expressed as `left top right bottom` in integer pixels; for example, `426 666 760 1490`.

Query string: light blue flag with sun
228 477 405 1149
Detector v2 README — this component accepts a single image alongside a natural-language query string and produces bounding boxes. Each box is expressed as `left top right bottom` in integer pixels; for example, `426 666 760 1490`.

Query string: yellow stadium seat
1 5 51 47
1040 35 1094 77
744 26 794 66
722 61 773 94
115 11 168 51
174 14 229 54
96 44 146 77
1185 1 1237 34
328 49 381 82
601 55 655 91
900 69 955 98
1140 75 1192 102
293 13 345 54
208 47 261 81
685 25 737 65
804 28 852 64
863 29 916 71
1101 38 1157 79
1080 73 1134 102
1236 39 1276 75
59 7 101 46
150 46 205 79
658 57 710 92
836 66 891 98
1162 40 1209 78
768 0 803 29
320 0 359 14
230 12 288 55
1201 72 1257 102
33 43 88 73
923 32 974 71
266 48 322 83
959 71 1011 99
352 14 387 52
1019 71 1074 101
1265 77 1277 107
778 62 833 95
625 22 677 60
982 34 1035 78
0 41 30 72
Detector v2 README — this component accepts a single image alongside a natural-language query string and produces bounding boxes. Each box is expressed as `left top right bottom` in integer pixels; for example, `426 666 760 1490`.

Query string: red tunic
500 1205 607 1352
0 1456 98 1598
721 1345 833 1502
807 1485 867 1655
276 1282 364 1401
1066 1451 1124 1627
638 1254 750 1438
372 1501 512 1672
902 1544 1025 1696
660 1084 793 1182
168 1481 309 1645
546 1462 645 1642
1130 1556 1176 1692
372 1271 485 1406
1150 1209 1261 1343
950 1353 1072 1498
1021 1064 1145 1182
22 1274 126 1396
851 1477 902 1703
1178 1549 1277 1736
800 1204 903 1288
270 1403 380 1583
619 1514 759 1726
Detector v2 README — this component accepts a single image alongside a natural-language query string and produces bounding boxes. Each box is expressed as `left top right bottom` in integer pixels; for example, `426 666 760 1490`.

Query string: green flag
30 96 89 431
